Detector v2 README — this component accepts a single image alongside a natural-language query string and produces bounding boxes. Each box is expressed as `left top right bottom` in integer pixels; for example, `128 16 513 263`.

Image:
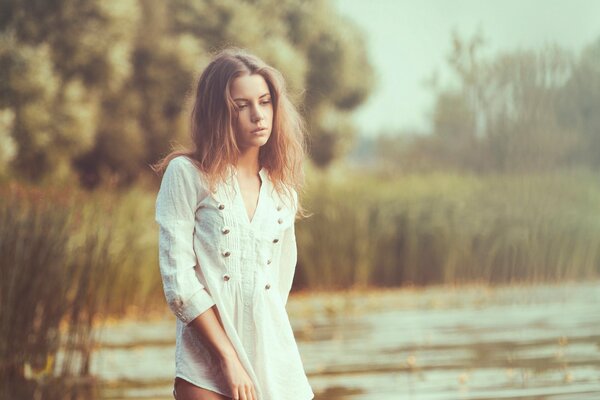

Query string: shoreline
95 278 599 326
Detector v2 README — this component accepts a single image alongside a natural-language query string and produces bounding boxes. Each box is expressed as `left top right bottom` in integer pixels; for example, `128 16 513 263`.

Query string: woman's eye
236 100 269 110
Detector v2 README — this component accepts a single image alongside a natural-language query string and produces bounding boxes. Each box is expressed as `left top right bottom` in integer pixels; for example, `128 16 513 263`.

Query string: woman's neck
236 148 261 177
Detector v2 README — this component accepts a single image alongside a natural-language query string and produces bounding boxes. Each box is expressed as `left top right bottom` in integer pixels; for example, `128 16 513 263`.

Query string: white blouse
155 155 314 400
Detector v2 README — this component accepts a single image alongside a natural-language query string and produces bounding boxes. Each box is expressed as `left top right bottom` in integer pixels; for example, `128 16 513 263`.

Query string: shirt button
267 259 272 265
277 218 283 224
222 250 231 257
222 227 231 234
218 203 225 210
223 274 231 281
277 205 282 211
272 238 279 243
265 283 271 290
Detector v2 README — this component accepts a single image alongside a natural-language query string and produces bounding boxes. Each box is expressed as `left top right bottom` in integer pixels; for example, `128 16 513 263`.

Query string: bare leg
174 377 231 400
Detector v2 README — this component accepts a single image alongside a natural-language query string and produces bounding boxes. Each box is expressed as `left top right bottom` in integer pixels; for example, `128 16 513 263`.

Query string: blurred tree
372 32 594 175
1 0 373 186
558 37 600 168
0 33 99 181
430 91 480 170
75 0 194 187
482 45 577 172
295 0 374 166
0 107 17 175
415 31 579 173
0 0 140 183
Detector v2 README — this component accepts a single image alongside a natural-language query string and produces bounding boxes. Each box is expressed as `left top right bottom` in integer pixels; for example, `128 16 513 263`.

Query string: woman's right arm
155 157 215 324
155 157 256 400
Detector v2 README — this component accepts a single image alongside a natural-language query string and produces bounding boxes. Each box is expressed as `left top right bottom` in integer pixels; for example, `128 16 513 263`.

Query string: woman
153 48 314 400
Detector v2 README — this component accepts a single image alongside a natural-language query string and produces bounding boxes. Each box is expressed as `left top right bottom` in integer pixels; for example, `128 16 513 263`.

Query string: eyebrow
233 93 271 102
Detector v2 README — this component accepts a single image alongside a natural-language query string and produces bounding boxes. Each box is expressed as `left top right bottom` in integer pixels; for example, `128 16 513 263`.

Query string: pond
92 282 600 399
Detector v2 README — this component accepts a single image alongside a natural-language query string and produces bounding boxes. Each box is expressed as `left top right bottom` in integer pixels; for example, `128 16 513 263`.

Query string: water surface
93 282 600 399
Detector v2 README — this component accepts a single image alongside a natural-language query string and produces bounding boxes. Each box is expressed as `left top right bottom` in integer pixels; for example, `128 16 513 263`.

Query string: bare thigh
174 377 231 400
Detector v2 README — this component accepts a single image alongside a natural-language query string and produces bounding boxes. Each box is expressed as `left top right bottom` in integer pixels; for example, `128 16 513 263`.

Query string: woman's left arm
277 189 299 306
278 224 298 306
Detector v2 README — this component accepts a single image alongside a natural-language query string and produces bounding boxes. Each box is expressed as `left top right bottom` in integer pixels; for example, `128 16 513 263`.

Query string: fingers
244 385 252 400
233 384 255 400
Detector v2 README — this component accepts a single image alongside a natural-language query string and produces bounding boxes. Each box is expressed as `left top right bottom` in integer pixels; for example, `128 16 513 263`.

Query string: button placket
215 190 236 266
264 255 273 289
272 202 285 244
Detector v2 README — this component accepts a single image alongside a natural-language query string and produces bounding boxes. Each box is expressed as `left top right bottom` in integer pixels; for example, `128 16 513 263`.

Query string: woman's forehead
230 74 270 99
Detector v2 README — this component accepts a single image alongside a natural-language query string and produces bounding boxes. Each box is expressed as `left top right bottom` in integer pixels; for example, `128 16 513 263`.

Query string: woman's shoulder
168 155 209 178
165 155 210 192
168 155 196 169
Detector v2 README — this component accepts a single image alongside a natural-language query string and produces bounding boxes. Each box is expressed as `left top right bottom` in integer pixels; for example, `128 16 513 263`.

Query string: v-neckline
232 167 266 226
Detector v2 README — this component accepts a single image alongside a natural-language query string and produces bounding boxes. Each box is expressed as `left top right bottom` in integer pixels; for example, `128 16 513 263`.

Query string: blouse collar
258 167 267 180
231 165 268 180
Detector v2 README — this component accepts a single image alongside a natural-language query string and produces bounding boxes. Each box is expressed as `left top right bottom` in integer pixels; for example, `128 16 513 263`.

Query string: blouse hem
175 373 231 399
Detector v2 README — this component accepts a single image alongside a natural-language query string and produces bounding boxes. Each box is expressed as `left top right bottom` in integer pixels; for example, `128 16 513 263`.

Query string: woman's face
230 73 274 151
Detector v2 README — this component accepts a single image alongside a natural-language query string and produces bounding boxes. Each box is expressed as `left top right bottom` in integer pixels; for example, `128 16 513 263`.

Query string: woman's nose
251 105 264 122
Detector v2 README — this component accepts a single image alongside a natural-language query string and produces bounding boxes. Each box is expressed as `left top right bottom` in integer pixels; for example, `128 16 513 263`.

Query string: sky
333 0 600 137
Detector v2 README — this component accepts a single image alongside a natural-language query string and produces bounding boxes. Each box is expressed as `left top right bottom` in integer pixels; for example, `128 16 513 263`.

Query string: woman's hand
219 352 257 400
187 307 256 399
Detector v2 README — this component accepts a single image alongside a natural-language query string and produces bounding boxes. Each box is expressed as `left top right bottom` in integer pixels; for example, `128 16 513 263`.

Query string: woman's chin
253 136 271 146
241 139 269 150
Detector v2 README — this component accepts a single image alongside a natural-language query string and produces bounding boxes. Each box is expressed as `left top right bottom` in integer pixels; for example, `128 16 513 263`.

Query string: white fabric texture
155 155 314 400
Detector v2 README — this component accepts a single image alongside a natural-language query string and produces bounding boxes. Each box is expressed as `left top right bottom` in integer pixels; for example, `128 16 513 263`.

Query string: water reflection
93 282 600 399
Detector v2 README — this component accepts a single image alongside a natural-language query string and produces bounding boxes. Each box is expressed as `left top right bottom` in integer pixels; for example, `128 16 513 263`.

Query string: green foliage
0 0 138 182
1 0 374 186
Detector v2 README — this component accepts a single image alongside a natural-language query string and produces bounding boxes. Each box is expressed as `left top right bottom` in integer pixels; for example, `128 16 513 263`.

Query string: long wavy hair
152 48 307 217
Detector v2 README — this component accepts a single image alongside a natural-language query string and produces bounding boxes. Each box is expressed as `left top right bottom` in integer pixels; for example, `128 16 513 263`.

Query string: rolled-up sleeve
278 189 299 306
155 157 215 324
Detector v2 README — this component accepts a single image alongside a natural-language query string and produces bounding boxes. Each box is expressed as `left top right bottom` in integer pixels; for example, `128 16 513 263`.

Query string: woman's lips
252 127 267 134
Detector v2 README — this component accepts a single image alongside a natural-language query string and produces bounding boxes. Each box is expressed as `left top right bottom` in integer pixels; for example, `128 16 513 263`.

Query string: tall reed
294 166 600 289
0 183 123 398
